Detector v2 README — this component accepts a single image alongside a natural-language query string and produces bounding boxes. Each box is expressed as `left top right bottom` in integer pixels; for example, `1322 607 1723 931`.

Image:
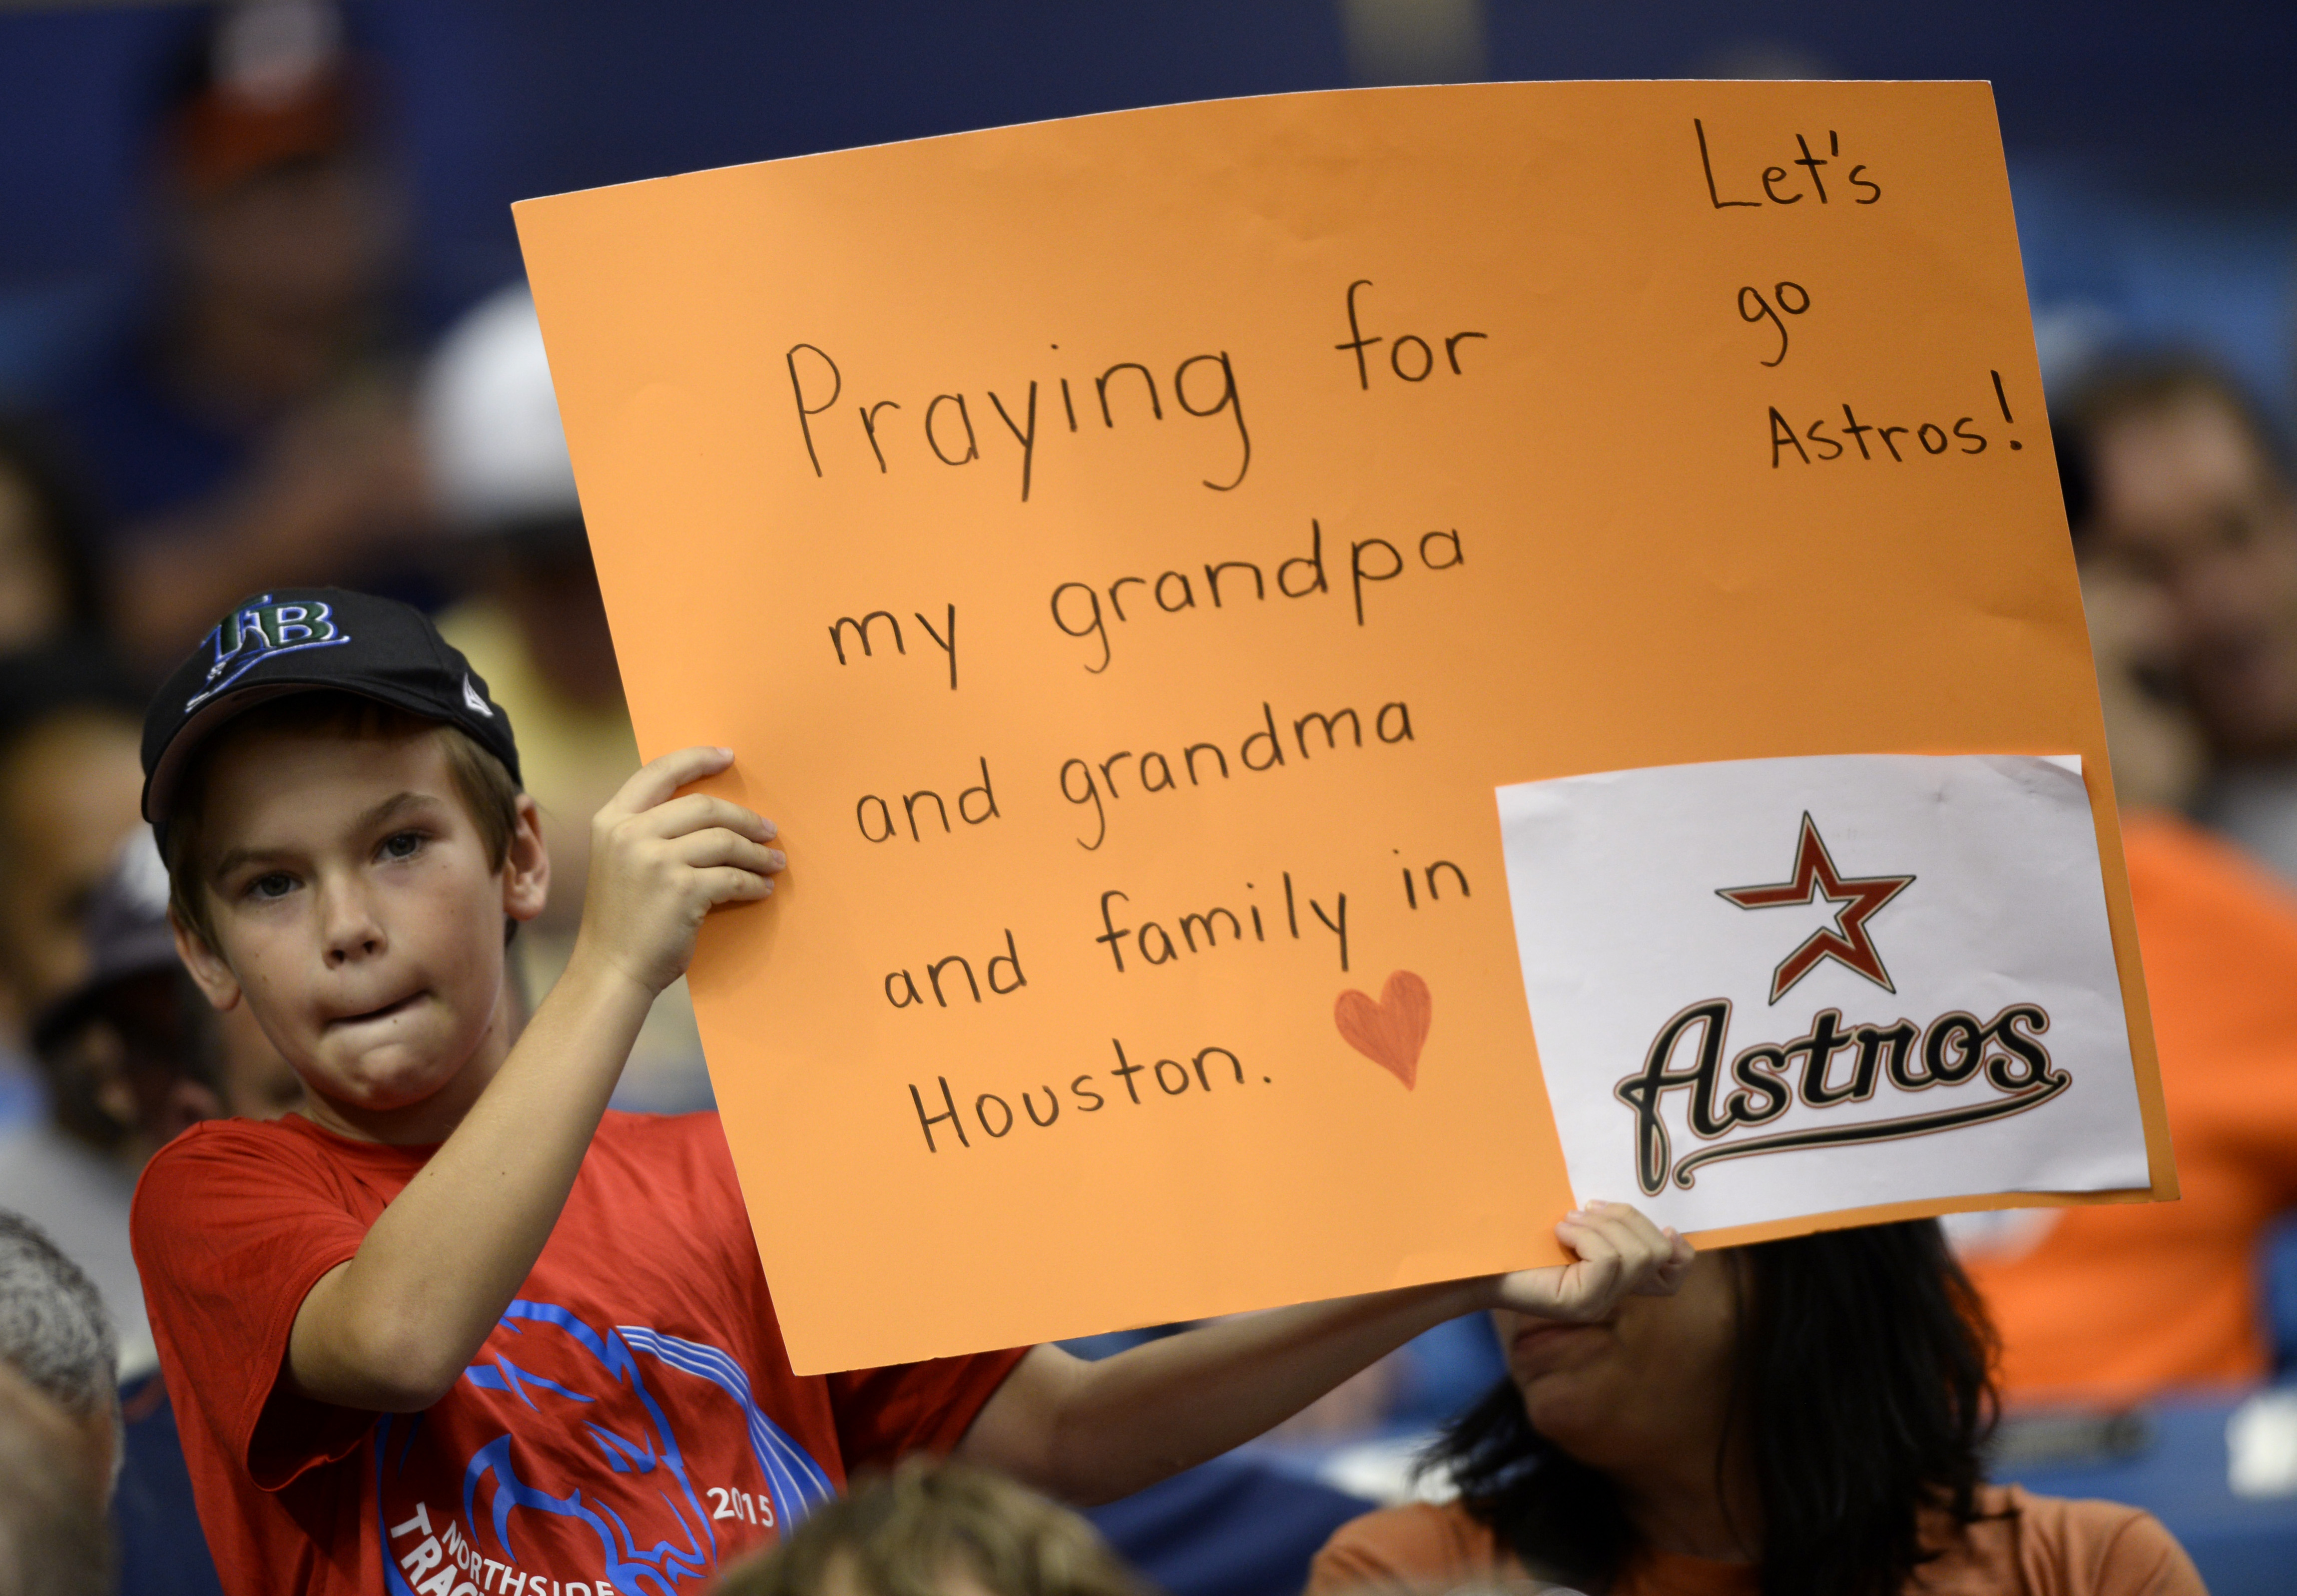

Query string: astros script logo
1615 812 2071 1196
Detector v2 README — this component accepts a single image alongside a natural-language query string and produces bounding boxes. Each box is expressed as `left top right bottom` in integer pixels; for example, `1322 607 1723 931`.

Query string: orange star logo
1718 813 1914 1004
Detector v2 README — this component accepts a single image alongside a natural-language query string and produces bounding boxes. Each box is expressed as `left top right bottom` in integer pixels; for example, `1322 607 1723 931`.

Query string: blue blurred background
3 0 2293 422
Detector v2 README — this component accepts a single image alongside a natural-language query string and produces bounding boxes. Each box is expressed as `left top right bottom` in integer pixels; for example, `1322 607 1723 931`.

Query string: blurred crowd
0 2 2294 1594
0 5 707 1587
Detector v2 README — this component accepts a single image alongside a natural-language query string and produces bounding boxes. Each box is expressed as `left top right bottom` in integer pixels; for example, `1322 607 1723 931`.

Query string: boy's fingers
669 830 785 876
610 745 738 819
697 865 775 905
638 792 777 844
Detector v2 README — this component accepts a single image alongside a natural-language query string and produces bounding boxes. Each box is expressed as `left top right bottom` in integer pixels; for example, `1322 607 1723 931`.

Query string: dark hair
1431 1221 1997 1596
2053 354 2291 546
0 639 142 763
0 416 106 643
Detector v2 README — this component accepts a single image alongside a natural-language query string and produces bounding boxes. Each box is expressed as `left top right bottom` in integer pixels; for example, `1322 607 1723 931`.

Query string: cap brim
143 676 492 835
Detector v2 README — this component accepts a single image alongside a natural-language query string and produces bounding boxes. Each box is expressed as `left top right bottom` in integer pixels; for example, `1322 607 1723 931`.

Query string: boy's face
175 722 545 1123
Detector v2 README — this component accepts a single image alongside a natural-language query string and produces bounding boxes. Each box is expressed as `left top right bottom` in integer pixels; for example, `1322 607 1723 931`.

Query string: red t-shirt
131 1110 1027 1596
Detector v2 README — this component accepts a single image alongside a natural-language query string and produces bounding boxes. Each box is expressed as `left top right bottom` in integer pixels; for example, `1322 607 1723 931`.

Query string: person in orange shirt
1947 389 2297 1403
1954 807 2297 1400
1307 1223 2200 1596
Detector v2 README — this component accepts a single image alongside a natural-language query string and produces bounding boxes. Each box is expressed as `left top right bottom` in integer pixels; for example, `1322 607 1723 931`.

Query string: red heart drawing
1334 971 1433 1088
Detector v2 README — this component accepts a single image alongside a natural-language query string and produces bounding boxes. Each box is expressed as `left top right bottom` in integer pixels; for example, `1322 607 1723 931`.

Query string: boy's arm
284 747 780 1412
956 1203 1689 1505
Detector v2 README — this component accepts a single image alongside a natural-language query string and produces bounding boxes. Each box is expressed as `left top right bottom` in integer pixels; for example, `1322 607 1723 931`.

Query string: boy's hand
577 746 783 997
1484 1201 1694 1323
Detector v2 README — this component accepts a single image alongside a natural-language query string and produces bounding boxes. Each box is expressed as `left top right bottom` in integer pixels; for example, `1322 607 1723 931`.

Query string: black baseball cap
141 588 522 847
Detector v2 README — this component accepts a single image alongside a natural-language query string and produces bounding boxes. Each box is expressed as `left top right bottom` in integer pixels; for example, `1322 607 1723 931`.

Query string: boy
130 589 1688 1596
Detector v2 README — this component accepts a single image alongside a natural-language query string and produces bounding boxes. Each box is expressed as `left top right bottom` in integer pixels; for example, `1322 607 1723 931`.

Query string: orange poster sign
514 81 2173 1374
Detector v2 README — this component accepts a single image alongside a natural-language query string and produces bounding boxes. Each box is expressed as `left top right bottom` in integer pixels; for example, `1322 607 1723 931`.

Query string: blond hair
715 1459 1146 1596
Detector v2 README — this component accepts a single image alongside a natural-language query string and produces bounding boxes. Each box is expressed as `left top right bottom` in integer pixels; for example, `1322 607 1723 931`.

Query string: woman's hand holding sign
1489 1200 1695 1323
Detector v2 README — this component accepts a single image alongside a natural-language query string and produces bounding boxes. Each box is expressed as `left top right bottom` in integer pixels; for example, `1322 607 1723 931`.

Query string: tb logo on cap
188 596 352 709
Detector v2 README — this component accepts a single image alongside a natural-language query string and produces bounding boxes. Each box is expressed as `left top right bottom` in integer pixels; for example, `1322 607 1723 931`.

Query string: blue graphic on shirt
374 1300 837 1596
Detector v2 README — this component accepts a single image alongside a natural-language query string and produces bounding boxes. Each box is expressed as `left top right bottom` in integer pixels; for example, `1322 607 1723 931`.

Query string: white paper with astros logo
1497 752 2147 1233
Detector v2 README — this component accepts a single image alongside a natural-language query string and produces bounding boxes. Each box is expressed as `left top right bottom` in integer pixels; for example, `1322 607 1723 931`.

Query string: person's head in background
0 1212 118 1508
149 0 399 424
714 1458 1146 1596
1436 1222 1991 1596
421 282 621 712
2053 391 2210 815
422 282 627 948
0 419 103 657
0 646 146 1041
0 1359 110 1596
2063 358 2297 769
31 831 299 1167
